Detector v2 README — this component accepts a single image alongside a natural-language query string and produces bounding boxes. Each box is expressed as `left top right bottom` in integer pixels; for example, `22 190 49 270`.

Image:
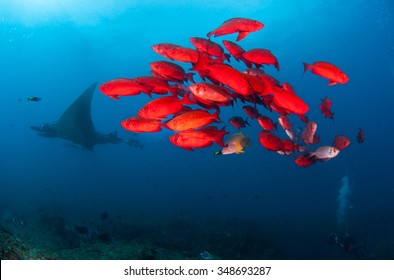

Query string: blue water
1 0 393 259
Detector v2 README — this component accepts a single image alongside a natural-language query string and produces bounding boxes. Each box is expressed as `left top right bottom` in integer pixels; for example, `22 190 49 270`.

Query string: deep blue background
0 0 393 259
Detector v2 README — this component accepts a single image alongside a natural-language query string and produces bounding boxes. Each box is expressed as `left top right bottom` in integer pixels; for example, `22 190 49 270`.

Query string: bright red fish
333 135 350 150
169 126 228 151
257 116 277 131
190 37 230 62
303 61 349 85
164 109 220 131
189 82 233 104
192 52 251 95
280 139 298 155
222 40 252 67
259 131 281 151
242 73 266 94
319 96 334 119
251 72 280 96
166 46 199 63
138 95 193 120
121 116 162 133
294 154 317 167
152 43 182 59
132 76 178 96
207 17 264 41
242 48 280 70
272 91 309 115
150 61 194 83
281 82 296 95
99 78 151 100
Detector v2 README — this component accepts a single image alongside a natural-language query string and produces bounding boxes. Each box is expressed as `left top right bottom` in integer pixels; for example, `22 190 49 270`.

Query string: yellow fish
215 132 251 155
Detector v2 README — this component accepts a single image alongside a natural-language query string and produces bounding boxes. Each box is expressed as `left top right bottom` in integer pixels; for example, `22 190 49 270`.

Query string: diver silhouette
328 232 369 259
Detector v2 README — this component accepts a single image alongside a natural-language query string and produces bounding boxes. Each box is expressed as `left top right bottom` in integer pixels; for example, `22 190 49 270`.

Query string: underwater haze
1 0 394 259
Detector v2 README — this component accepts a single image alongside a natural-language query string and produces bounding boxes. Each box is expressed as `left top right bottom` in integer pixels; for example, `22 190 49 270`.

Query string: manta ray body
31 83 126 151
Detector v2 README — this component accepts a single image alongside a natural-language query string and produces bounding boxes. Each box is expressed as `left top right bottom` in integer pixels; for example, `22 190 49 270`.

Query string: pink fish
310 146 340 161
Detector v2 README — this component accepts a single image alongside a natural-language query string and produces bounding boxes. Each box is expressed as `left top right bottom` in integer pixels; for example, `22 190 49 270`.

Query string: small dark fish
228 116 250 129
100 212 108 220
27 96 42 102
356 128 364 143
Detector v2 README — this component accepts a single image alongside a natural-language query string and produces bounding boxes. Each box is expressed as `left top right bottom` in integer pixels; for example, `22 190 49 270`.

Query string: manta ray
31 82 142 151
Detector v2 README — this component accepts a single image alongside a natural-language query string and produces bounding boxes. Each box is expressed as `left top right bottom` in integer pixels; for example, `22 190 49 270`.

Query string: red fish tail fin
109 95 120 100
330 112 335 121
185 72 195 83
141 85 154 97
181 92 196 105
190 51 211 75
225 53 231 63
182 146 194 152
236 31 250 41
168 86 180 96
214 135 226 147
212 110 221 122
160 122 170 130
245 117 251 127
214 126 229 147
243 58 253 68
220 125 228 133
227 99 235 109
142 90 153 98
302 62 311 74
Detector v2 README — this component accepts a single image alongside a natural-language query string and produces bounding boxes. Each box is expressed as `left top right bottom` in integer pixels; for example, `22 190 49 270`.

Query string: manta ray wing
56 83 99 150
32 83 141 151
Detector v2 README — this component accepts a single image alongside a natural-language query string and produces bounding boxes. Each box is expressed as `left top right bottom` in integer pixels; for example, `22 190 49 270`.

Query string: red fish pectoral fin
110 95 120 100
245 117 251 127
225 53 231 63
240 57 253 68
181 93 196 105
168 86 180 96
182 146 194 152
327 80 338 86
236 31 250 41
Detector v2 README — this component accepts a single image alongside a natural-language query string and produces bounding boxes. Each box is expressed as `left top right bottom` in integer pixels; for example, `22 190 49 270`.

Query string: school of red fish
100 17 363 167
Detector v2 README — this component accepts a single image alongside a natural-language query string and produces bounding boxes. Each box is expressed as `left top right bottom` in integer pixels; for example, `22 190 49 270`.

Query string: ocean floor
0 214 279 260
